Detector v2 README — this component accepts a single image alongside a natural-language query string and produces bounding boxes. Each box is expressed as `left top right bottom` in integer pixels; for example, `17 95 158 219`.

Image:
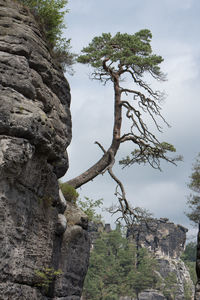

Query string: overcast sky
62 0 200 239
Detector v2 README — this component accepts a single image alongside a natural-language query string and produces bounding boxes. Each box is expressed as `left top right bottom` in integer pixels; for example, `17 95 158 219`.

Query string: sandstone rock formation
127 218 194 299
0 1 90 299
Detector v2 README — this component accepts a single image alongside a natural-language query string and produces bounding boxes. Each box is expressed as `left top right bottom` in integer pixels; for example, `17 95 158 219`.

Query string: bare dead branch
96 141 153 227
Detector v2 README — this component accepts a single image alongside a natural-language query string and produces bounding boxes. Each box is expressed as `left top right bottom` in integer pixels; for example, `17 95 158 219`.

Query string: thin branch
121 85 169 134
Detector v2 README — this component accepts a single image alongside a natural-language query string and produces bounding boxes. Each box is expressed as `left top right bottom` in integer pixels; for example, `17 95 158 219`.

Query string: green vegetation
77 197 103 222
35 267 62 292
184 280 194 300
59 183 79 203
77 30 164 76
19 0 68 46
83 228 159 300
59 182 103 222
185 153 200 293
185 261 197 285
181 241 197 284
182 241 196 262
162 273 178 299
119 142 178 168
83 225 196 299
186 153 200 223
18 0 75 71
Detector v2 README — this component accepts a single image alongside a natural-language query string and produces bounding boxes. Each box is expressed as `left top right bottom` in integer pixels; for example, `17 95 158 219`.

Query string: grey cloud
63 0 200 239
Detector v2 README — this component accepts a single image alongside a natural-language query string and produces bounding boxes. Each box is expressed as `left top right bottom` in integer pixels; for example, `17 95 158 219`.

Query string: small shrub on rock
59 183 79 203
18 0 76 71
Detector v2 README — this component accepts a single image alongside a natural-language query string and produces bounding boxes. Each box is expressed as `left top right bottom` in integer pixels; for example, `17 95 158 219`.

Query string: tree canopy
186 153 200 298
77 30 164 80
186 153 200 223
82 228 159 300
83 226 193 299
181 242 197 285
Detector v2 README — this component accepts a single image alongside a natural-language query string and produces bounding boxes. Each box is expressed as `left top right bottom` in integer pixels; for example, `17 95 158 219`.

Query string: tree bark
66 150 115 188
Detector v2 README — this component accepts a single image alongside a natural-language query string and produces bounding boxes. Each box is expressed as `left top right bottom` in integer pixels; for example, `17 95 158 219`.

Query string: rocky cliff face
0 1 90 299
127 218 194 299
128 218 187 259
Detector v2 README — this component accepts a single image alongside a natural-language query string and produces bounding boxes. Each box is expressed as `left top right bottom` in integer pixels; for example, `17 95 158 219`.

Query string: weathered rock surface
54 224 90 299
65 202 88 230
0 0 71 178
127 218 194 299
52 204 90 298
0 1 90 299
127 218 188 259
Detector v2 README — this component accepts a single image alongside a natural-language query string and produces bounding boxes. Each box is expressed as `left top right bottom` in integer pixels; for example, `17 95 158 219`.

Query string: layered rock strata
0 1 90 299
127 218 194 299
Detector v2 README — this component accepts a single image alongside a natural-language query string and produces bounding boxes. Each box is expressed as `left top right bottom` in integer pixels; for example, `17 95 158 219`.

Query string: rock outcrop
0 1 90 299
86 220 194 299
127 218 194 299
53 203 90 300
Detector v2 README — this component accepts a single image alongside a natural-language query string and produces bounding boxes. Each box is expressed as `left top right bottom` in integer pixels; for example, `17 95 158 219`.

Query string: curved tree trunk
66 150 116 188
66 75 122 189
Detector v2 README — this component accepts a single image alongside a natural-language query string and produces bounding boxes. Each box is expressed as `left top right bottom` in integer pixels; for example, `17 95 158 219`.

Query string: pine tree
83 228 158 300
187 153 200 223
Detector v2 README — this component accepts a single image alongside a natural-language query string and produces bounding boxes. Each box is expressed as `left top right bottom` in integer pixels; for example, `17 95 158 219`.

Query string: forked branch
95 142 149 226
